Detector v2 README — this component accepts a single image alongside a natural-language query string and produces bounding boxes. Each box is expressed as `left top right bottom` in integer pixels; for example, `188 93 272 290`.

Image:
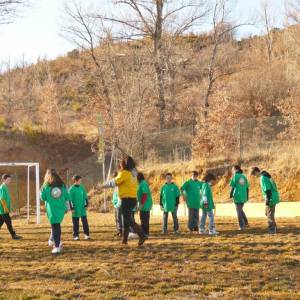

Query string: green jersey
200 182 215 212
0 184 12 215
137 180 153 212
260 173 280 207
181 179 202 209
112 188 121 209
230 173 249 204
69 184 88 218
41 184 70 224
160 183 180 213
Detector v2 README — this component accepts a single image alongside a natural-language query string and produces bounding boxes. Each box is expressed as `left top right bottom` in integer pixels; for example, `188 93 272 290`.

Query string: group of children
0 158 281 254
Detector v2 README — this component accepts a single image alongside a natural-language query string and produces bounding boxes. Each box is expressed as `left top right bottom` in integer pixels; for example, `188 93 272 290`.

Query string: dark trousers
265 205 277 233
121 198 144 243
114 207 123 233
140 211 150 236
163 209 179 232
188 208 199 231
0 213 16 237
72 216 89 237
235 203 249 229
50 223 61 248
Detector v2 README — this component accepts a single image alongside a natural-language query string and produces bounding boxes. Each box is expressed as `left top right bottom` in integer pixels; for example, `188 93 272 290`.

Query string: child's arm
159 188 163 208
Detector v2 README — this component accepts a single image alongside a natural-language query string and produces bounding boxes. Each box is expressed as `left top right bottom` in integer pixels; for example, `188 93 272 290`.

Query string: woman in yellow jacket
103 156 147 246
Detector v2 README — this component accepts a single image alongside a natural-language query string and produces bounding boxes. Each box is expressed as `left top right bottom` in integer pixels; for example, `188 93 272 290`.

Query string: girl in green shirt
69 175 90 240
40 169 70 254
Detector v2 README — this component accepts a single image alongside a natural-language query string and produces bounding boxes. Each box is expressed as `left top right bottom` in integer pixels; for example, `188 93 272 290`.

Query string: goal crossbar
0 162 40 224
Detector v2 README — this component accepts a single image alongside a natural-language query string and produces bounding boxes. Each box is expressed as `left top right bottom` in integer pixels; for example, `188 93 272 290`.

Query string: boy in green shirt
41 169 70 254
0 174 22 240
230 165 250 230
69 175 90 240
160 173 180 234
251 167 280 234
137 172 153 237
112 185 122 237
199 173 218 235
181 171 202 233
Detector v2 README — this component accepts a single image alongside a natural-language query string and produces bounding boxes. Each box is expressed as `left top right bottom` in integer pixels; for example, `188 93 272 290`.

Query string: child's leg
188 208 194 231
235 204 245 229
241 204 249 226
51 223 61 248
81 216 90 236
266 205 276 233
163 212 168 233
2 213 16 237
208 210 215 232
194 209 200 230
171 209 179 232
72 217 80 237
115 208 122 234
0 214 4 229
140 211 150 236
199 210 207 231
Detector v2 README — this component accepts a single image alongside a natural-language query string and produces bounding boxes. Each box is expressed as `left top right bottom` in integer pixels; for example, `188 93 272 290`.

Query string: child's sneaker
48 239 54 247
51 247 61 254
84 235 90 240
73 236 79 241
198 229 205 235
12 234 22 240
209 229 219 235
128 232 139 239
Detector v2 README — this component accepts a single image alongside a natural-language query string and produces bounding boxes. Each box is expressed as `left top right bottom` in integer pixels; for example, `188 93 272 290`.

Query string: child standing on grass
69 175 90 241
41 169 70 254
230 165 250 230
199 173 218 235
181 171 202 233
251 167 280 234
137 172 153 237
0 174 22 240
160 173 181 234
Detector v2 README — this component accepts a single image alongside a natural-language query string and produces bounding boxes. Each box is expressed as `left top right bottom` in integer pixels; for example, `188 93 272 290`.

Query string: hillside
1 25 300 207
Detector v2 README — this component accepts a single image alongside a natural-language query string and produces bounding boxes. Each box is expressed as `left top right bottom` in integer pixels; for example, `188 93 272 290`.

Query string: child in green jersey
160 173 180 234
199 173 218 235
137 172 153 237
0 174 22 240
251 167 280 234
230 165 250 230
112 172 122 237
181 171 202 233
40 169 70 254
69 175 90 240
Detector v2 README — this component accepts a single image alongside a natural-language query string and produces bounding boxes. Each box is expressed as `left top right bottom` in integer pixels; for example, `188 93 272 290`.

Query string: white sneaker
51 247 61 254
74 236 79 241
198 229 205 235
48 240 54 247
84 235 90 240
128 232 139 240
209 229 219 235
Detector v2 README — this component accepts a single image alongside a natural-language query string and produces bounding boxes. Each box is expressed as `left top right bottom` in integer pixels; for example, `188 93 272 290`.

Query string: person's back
260 171 280 206
115 169 138 199
230 171 249 204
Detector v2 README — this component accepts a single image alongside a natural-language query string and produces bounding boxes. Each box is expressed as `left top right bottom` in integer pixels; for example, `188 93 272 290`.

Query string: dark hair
43 168 65 187
137 172 145 183
120 156 136 171
192 171 199 176
233 165 242 172
72 175 82 183
2 174 12 181
203 173 216 183
166 172 172 177
251 167 261 175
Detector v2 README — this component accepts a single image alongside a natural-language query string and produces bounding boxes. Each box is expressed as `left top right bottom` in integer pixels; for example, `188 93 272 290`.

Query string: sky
0 0 287 66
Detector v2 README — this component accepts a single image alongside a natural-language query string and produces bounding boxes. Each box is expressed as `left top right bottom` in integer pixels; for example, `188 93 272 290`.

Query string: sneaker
174 230 180 235
198 229 205 235
209 229 219 235
238 227 244 231
138 235 148 246
73 236 79 241
84 235 90 240
128 232 139 240
51 247 61 254
12 234 22 240
48 239 54 247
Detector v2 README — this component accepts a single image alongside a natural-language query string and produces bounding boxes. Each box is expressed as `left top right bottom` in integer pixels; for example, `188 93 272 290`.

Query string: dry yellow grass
0 212 300 300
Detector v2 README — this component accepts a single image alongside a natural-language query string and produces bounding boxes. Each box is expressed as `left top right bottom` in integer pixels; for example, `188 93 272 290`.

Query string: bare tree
0 0 27 24
63 0 210 129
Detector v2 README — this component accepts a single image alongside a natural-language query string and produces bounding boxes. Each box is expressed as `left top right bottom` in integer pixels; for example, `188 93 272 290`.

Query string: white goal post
0 162 40 224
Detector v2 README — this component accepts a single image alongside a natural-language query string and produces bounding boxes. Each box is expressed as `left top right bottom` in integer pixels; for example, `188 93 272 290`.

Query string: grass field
0 213 300 300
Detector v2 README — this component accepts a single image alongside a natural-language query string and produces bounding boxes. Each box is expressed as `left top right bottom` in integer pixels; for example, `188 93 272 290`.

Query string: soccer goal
0 162 40 224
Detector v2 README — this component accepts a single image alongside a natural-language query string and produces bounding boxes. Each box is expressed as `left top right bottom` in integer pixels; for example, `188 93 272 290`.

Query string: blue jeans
200 210 215 231
188 208 199 230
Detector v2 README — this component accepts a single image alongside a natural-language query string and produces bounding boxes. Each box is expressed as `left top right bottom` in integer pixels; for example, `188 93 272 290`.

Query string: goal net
0 162 40 224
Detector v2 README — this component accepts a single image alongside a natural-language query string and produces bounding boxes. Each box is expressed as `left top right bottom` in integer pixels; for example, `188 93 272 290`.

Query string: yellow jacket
115 170 138 199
